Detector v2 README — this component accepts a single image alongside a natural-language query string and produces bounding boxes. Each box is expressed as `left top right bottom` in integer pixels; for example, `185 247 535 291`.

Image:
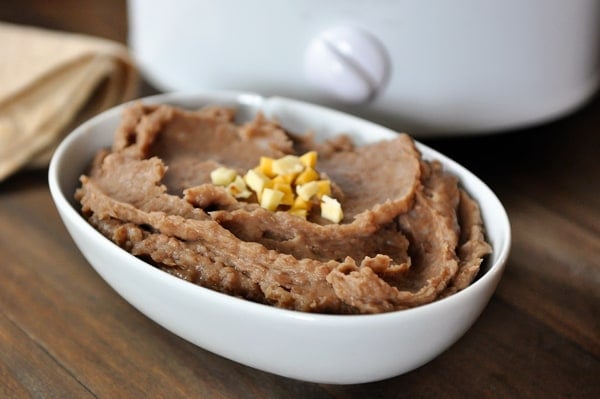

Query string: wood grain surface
1 1 598 397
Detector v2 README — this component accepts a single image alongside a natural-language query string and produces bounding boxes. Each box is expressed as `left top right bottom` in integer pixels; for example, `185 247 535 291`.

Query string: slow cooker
128 0 600 136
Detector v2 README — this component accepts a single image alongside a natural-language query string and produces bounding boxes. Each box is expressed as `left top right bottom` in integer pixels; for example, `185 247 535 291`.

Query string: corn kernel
316 180 331 198
244 168 271 194
210 167 237 186
292 196 311 210
272 173 296 185
296 181 319 201
272 182 294 206
299 151 317 168
288 208 307 219
321 195 343 223
259 157 276 178
272 155 304 176
227 175 252 199
260 188 285 211
295 166 319 185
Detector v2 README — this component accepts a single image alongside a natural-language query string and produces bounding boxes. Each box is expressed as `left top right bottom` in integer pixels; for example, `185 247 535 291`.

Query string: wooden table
1 1 598 397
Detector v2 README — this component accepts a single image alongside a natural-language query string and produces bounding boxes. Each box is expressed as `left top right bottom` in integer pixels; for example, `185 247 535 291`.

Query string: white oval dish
48 91 511 384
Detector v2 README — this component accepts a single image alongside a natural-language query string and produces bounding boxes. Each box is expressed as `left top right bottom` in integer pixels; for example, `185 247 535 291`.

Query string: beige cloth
0 23 138 181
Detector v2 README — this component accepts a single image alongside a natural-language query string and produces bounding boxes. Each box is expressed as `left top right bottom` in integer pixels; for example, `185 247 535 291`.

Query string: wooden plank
0 313 93 398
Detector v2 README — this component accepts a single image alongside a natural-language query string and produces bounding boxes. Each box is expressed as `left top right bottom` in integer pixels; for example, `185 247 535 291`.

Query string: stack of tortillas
0 22 138 181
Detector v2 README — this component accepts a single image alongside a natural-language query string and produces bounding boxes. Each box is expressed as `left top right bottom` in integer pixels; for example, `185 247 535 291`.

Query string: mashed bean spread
75 103 492 314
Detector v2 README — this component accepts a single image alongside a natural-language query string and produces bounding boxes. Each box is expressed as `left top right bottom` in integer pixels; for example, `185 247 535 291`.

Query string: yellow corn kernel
321 195 343 223
299 151 317 168
227 175 252 199
316 180 331 198
272 155 304 176
272 182 294 206
295 166 319 185
288 208 307 219
259 156 276 178
272 173 296 185
292 196 311 210
210 167 237 186
244 168 271 194
296 181 319 201
260 188 284 211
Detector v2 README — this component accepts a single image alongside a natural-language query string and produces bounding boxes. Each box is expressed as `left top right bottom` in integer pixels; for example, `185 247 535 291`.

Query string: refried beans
75 103 492 314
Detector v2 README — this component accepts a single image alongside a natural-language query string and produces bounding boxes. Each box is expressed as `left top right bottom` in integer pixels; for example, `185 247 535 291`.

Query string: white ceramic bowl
48 91 511 384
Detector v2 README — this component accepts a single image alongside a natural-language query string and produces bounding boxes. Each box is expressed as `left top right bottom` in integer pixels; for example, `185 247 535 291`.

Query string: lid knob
304 26 389 104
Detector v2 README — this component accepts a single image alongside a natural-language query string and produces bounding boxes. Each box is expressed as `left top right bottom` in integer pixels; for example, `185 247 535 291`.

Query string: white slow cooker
127 0 600 136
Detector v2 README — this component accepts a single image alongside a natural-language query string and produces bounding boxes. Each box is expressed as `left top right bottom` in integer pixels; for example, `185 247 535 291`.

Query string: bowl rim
48 90 511 323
